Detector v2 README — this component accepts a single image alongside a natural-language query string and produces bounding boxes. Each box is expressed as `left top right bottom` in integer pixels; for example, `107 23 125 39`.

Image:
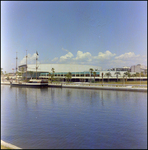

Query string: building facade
18 63 142 82
107 66 131 72
130 64 147 73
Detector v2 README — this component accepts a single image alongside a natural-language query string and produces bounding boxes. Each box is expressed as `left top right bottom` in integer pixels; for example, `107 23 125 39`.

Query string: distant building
107 66 131 72
18 64 102 82
130 64 147 73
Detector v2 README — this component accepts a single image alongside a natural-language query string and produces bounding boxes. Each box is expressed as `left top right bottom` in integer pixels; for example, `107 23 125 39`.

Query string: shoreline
49 83 147 92
1 140 22 149
1 81 147 92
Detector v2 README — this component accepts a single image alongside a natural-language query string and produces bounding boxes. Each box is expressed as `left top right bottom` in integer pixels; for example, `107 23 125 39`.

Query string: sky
1 1 147 72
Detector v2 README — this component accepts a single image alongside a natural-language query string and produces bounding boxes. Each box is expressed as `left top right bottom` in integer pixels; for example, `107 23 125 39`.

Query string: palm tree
51 68 55 83
105 72 112 82
122 74 126 85
89 68 94 83
124 71 131 82
48 72 51 82
51 74 54 83
93 72 96 83
66 72 72 82
51 68 55 74
102 72 104 85
124 72 128 82
114 72 121 82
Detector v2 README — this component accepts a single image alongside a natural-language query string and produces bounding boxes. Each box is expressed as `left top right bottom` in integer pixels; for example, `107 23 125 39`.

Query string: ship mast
16 52 18 83
26 50 27 82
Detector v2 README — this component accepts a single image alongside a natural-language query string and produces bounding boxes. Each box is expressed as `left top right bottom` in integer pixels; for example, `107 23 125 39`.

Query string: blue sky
1 1 147 72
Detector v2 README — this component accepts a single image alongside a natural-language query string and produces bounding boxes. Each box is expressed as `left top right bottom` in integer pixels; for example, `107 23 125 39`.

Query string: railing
48 82 147 89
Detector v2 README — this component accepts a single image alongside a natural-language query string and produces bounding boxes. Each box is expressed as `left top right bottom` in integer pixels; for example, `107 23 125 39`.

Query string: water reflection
51 88 55 103
101 90 104 106
66 89 72 102
1 86 147 149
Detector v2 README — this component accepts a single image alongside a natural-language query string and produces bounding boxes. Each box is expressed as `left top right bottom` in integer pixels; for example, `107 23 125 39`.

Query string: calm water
1 85 147 149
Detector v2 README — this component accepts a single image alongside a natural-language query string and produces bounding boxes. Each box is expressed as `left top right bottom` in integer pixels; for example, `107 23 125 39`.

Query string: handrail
48 83 147 88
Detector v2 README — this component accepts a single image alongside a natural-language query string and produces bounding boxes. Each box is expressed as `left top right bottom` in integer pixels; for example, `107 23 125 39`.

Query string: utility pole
16 52 18 83
26 50 27 82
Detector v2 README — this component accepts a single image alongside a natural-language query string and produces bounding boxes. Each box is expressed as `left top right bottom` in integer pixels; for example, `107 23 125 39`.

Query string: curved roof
20 64 102 72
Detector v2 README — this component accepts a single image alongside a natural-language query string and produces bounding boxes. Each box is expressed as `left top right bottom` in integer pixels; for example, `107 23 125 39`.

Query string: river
1 85 147 149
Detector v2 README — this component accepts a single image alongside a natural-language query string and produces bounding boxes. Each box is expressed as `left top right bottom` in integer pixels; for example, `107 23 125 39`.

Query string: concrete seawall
1 140 22 149
1 82 147 92
48 83 147 92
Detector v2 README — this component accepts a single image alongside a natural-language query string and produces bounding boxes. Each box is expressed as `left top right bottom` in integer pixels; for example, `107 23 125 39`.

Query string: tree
48 72 51 81
50 74 54 83
105 72 112 82
114 72 121 82
29 71 34 79
122 74 126 85
66 72 72 82
135 72 140 77
1 68 3 75
93 72 96 82
17 71 21 76
20 67 25 80
102 72 104 85
51 68 55 83
140 72 145 77
89 68 94 82
124 71 131 82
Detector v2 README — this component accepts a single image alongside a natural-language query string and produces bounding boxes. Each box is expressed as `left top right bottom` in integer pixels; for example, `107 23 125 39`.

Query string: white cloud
59 52 74 62
115 52 140 60
62 48 69 52
20 53 39 65
48 49 146 70
94 50 116 60
51 57 58 62
74 51 92 61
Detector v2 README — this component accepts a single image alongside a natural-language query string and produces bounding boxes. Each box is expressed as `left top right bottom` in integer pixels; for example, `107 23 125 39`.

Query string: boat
10 79 48 87
10 51 48 88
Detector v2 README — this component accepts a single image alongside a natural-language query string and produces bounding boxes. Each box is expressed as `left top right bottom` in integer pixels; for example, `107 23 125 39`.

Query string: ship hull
10 82 48 88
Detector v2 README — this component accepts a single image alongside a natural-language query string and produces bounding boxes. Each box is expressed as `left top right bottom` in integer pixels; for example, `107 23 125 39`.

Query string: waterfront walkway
1 81 147 92
48 83 147 92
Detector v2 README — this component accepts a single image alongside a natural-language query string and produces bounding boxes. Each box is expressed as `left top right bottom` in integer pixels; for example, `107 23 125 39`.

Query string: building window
76 73 79 77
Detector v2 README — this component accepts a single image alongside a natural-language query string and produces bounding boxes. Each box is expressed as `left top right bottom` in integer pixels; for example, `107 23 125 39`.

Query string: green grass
96 81 147 85
49 80 147 85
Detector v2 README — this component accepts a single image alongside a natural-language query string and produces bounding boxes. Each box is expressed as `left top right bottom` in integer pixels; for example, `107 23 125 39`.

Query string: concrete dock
48 83 147 92
1 81 147 92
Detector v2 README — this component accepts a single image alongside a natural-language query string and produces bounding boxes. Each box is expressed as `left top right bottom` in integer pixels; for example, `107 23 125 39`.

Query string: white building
130 64 147 73
19 64 102 73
